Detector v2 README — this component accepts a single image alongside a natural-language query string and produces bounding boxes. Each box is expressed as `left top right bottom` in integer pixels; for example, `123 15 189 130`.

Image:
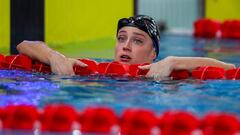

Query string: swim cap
117 15 160 57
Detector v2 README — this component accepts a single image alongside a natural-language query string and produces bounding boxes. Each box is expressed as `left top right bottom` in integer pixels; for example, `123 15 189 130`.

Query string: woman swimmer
17 15 235 80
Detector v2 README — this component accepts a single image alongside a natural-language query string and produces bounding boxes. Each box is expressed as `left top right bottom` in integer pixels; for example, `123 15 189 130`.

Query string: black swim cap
117 15 160 57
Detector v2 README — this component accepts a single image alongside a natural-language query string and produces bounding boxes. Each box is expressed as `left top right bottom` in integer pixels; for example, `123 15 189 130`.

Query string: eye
133 38 144 45
117 36 126 43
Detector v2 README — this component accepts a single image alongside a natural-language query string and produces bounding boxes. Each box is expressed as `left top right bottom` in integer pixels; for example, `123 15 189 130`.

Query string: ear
150 48 157 61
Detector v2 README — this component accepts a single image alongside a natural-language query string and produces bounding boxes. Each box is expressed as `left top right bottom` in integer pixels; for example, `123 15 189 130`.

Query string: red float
225 68 240 80
192 66 225 80
128 63 149 77
120 108 158 135
170 70 190 80
1 54 32 71
32 61 51 73
98 61 128 76
1 105 38 130
0 54 4 69
194 18 221 38
200 113 239 135
74 59 98 76
0 105 239 134
158 111 199 135
0 54 236 80
221 20 240 39
79 107 118 133
40 104 77 132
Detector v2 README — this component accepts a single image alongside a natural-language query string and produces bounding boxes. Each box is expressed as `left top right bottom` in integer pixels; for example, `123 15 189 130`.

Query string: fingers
145 70 155 78
74 59 88 67
138 64 151 70
140 64 155 78
51 63 75 76
50 57 76 76
141 63 171 81
50 57 90 76
145 72 170 81
138 64 155 78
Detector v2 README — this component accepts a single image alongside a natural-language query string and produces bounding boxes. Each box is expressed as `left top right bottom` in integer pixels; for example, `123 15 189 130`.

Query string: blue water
1 35 240 117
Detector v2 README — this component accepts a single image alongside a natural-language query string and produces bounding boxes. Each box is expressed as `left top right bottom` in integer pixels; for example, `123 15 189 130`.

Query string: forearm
16 40 63 64
168 56 236 71
17 40 87 75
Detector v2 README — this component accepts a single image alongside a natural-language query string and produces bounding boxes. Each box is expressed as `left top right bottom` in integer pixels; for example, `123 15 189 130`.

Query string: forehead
118 26 150 38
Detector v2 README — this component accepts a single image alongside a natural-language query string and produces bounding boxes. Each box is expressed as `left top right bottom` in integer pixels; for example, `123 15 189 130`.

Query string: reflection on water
1 69 240 117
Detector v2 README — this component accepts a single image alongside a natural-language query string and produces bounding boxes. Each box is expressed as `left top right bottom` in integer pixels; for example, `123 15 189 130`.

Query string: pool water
0 35 240 133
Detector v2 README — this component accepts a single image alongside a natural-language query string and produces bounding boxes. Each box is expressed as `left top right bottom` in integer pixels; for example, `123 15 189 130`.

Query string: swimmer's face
115 26 156 64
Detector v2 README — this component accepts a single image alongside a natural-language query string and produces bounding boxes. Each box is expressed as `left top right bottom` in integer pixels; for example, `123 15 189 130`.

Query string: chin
117 60 131 65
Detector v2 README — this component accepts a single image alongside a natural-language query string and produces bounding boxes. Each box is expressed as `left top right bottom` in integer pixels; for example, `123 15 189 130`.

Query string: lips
120 55 132 62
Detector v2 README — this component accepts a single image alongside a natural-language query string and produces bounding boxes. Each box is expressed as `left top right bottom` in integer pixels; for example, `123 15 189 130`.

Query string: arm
166 56 235 70
139 56 235 80
17 40 87 75
17 40 54 64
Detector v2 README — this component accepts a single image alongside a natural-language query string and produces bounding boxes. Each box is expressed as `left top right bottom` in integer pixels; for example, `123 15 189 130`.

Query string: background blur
0 0 240 59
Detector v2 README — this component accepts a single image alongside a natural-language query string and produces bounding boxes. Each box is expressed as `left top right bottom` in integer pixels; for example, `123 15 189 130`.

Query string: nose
123 40 132 52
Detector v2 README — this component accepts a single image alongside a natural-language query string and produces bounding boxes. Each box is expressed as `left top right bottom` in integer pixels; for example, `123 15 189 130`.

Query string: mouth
119 54 132 63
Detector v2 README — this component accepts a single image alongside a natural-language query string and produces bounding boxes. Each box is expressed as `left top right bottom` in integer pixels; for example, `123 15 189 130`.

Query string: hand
138 57 174 81
48 51 87 75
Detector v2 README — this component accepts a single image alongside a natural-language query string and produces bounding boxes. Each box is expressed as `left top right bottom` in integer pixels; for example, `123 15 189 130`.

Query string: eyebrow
133 32 146 38
118 30 127 34
118 30 146 38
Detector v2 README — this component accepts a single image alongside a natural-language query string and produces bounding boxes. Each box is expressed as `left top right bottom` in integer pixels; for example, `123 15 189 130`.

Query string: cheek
115 44 120 53
115 44 121 57
132 45 154 62
133 46 152 56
